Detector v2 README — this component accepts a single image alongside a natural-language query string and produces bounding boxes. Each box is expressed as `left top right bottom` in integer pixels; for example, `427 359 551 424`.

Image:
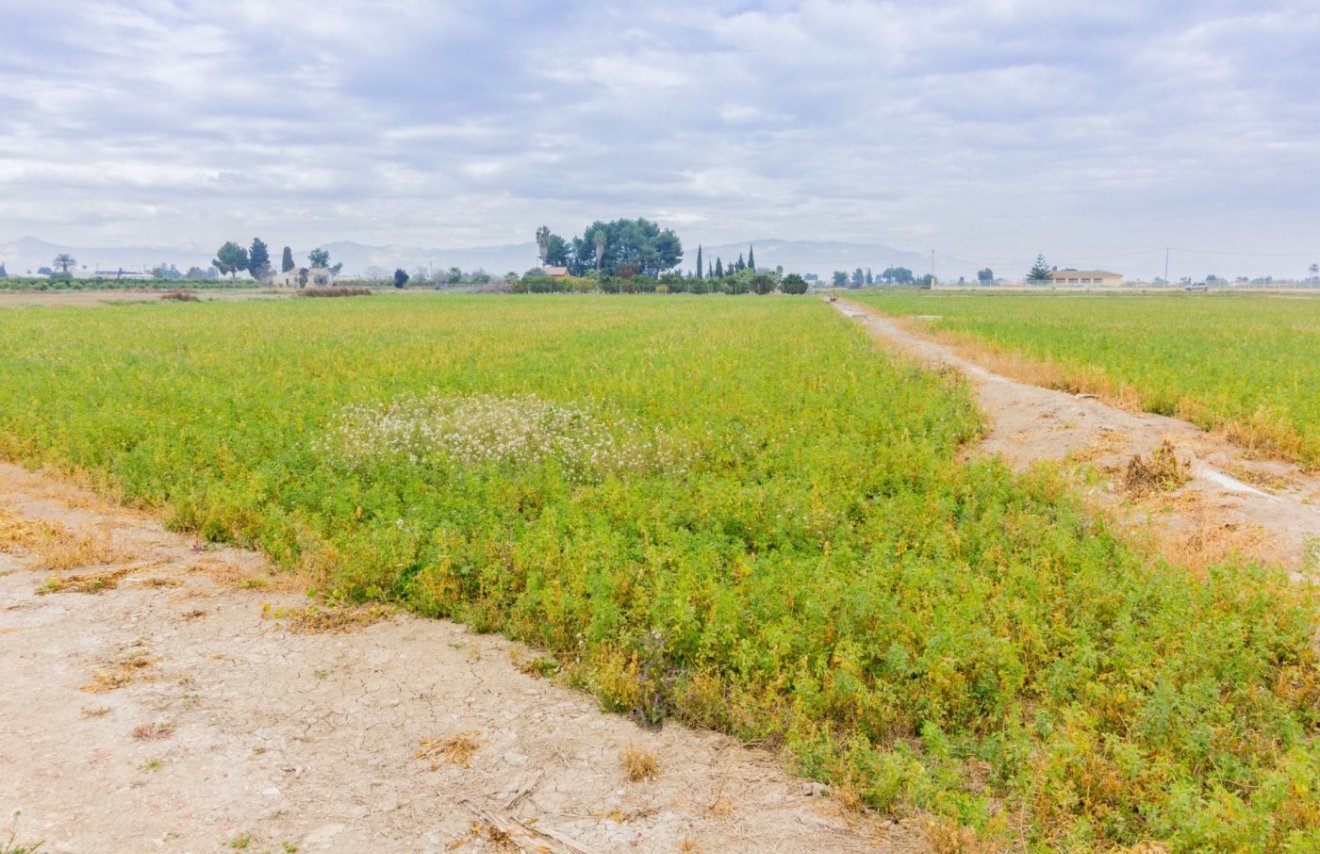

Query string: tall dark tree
281 246 295 273
714 258 724 278
736 253 746 273
52 253 77 275
0 262 7 279
248 238 271 281
214 242 248 279
308 248 330 269
866 267 873 285
707 261 713 278
977 267 994 284
747 245 755 272
695 245 703 279
393 268 409 289
1026 254 1052 284
544 233 569 266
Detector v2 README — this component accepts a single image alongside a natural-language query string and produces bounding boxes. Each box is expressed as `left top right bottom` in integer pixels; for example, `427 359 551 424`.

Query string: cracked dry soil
0 462 922 853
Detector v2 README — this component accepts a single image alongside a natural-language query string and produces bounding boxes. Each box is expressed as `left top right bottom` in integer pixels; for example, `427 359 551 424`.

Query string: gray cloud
1 0 1318 278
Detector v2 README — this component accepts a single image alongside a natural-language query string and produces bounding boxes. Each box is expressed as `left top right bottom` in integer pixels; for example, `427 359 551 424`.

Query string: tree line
212 238 342 283
525 218 808 295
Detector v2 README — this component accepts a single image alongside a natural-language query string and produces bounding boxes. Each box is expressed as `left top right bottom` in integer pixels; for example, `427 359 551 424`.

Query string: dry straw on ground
38 568 131 595
416 731 482 770
80 643 160 694
621 742 659 782
0 510 134 570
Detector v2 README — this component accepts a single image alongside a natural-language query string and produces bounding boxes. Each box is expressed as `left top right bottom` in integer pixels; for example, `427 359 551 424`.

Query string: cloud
1 0 1317 277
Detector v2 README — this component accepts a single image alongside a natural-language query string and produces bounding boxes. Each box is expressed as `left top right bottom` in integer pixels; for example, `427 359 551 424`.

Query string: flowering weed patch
319 392 677 480
0 294 1315 850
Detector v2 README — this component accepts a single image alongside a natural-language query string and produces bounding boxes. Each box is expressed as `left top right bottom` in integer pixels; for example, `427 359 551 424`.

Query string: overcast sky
3 0 1318 277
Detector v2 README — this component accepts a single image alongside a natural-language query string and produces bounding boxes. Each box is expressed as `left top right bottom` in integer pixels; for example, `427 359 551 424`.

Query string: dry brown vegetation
81 648 159 694
621 742 659 782
0 510 133 570
38 567 131 594
416 731 482 770
131 721 175 741
1122 440 1191 497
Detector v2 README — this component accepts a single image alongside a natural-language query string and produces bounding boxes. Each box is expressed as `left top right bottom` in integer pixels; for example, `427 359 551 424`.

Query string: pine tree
248 237 271 281
715 258 724 278
736 254 746 272
695 245 703 279
1026 254 1052 284
747 245 755 272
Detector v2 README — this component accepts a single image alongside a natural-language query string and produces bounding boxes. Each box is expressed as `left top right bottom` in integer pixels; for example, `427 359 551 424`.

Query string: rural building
1049 269 1122 287
543 266 570 279
272 267 337 287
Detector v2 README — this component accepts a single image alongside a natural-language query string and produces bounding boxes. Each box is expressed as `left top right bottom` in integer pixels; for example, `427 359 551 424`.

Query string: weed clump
1123 440 1190 496
621 742 659 782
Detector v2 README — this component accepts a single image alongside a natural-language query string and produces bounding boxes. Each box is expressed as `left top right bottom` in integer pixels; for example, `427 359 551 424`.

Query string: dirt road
0 463 918 853
833 298 1320 574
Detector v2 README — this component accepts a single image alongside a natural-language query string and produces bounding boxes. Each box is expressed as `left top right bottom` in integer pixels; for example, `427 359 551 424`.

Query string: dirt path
0 463 920 853
833 299 1320 575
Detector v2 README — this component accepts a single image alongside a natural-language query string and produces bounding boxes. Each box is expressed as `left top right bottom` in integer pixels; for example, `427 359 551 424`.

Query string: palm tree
535 226 550 265
53 253 77 274
1309 263 1318 282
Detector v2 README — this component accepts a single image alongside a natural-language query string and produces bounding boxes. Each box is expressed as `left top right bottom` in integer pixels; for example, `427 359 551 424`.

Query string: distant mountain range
1 235 987 281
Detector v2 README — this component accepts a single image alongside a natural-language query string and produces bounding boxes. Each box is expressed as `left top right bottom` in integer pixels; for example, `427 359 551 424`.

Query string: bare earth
0 463 921 854
834 298 1320 574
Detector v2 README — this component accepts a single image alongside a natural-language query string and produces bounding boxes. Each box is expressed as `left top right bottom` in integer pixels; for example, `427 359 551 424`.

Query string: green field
0 294 1316 850
850 290 1320 469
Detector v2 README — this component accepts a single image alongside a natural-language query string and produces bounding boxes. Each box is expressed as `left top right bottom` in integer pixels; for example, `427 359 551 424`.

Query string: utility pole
1164 247 1170 283
929 249 936 283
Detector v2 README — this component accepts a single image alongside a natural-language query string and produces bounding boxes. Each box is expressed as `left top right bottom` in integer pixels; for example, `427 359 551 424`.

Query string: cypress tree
696 245 703 279
747 245 755 272
248 237 271 280
707 261 713 278
281 246 295 273
715 258 724 278
736 254 746 272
